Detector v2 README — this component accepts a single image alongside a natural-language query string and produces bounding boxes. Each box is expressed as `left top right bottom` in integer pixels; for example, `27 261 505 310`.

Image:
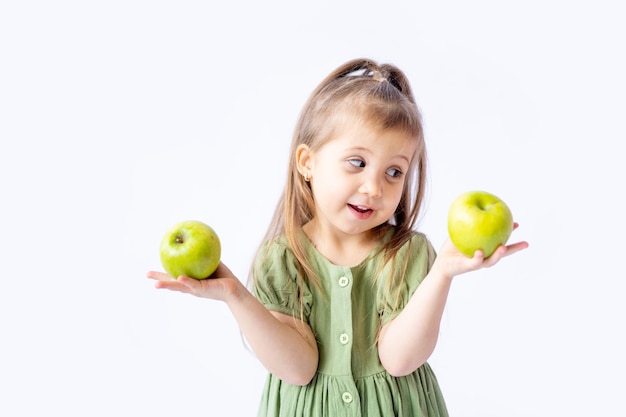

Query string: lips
348 203 373 219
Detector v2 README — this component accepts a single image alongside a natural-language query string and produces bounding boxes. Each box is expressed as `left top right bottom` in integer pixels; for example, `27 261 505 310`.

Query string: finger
483 245 508 267
485 241 528 266
176 275 200 288
147 270 175 281
467 250 486 269
503 241 529 256
155 283 191 293
154 278 193 293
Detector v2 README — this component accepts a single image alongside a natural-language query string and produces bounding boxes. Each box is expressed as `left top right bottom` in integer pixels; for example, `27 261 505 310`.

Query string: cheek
387 183 405 207
311 177 338 202
311 174 351 207
314 167 348 192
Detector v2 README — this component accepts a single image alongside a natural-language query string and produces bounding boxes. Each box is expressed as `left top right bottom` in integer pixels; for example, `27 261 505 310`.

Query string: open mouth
348 203 373 218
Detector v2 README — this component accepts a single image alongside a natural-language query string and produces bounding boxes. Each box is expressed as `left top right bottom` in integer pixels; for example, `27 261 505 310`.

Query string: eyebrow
348 146 412 164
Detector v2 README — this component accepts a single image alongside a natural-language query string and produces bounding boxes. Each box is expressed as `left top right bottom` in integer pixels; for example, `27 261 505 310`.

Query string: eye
348 158 366 168
386 167 403 178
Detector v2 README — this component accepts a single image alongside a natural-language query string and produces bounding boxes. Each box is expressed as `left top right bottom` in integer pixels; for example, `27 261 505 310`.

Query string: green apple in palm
160 220 221 279
447 191 513 258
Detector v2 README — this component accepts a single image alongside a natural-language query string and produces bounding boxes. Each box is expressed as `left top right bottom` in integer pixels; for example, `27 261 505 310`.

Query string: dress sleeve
252 238 313 321
378 232 437 325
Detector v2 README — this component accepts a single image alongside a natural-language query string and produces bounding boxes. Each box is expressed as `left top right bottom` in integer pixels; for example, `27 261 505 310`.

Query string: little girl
148 58 528 417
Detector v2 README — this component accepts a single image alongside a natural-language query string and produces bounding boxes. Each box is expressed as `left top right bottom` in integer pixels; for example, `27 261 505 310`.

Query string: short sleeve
252 238 313 321
377 232 437 325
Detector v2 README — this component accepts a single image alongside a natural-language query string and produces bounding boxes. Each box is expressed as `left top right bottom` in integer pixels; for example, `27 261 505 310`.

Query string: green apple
159 220 221 279
447 190 513 258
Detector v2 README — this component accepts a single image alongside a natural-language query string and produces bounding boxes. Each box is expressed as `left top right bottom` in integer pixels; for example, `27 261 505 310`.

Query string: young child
148 58 528 417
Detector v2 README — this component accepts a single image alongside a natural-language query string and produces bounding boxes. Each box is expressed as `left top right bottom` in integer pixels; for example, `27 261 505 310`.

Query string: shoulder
252 234 314 318
392 230 436 260
381 229 437 279
257 234 292 257
254 235 297 272
408 230 436 255
375 229 436 321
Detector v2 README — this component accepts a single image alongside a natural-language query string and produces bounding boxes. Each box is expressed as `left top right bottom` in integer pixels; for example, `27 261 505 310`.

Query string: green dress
253 229 449 417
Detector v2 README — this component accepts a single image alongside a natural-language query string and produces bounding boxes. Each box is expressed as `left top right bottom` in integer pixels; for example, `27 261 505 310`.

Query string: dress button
338 276 349 287
342 392 353 403
339 333 350 345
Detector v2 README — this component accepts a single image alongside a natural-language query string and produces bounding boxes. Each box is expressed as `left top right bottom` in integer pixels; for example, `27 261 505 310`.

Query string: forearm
378 266 453 376
226 288 318 385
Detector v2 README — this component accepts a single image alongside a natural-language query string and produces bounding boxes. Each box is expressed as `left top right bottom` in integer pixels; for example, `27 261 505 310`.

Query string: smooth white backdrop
2 1 624 415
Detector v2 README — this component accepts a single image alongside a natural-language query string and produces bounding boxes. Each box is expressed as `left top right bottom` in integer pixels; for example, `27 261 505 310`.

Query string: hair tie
371 70 386 83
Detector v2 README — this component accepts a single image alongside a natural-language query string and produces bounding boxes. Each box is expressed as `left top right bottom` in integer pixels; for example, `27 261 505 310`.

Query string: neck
302 221 382 267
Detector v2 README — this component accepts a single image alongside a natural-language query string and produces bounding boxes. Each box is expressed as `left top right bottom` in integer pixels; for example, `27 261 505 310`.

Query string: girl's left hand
433 223 529 279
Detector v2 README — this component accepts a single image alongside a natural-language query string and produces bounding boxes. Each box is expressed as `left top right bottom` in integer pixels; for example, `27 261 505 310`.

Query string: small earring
303 172 311 182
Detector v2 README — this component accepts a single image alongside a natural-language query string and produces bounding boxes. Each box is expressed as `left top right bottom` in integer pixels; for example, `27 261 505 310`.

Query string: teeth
351 204 370 212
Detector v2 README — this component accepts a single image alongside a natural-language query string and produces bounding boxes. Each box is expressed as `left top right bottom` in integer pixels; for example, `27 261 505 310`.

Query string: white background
1 1 624 416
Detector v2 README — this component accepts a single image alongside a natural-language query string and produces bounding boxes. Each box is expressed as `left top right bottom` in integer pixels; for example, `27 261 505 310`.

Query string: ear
296 144 313 178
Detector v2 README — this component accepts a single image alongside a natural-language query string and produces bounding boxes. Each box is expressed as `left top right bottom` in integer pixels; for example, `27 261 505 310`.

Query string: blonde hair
253 58 427 314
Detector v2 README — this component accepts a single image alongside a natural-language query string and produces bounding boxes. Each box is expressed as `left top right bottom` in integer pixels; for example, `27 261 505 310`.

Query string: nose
359 174 383 198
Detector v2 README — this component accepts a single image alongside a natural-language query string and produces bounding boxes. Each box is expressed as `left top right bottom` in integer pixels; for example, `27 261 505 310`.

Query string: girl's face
298 122 417 240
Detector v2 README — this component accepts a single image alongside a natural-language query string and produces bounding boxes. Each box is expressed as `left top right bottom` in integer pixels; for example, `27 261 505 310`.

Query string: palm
147 262 245 302
435 227 528 278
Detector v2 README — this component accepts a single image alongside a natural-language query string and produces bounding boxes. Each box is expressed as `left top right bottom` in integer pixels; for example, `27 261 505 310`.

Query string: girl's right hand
146 262 246 303
432 222 529 280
